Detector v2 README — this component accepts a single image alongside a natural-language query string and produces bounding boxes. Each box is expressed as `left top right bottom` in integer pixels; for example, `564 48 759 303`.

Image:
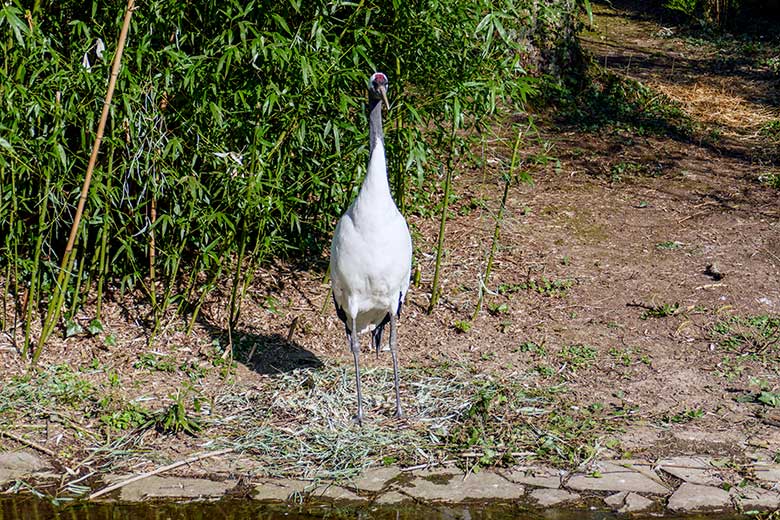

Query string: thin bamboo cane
36 0 136 357
95 151 114 321
149 193 157 309
427 110 459 314
472 127 523 320
427 161 453 314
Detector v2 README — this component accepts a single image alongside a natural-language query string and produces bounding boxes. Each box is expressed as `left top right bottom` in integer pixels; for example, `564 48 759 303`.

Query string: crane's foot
394 407 404 419
352 413 364 427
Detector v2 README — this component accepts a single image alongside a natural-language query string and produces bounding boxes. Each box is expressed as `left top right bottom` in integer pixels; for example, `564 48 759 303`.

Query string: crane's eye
371 80 378 87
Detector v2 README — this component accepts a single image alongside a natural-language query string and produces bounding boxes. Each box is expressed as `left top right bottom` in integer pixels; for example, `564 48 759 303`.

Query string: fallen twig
87 447 235 500
695 283 726 290
0 430 57 458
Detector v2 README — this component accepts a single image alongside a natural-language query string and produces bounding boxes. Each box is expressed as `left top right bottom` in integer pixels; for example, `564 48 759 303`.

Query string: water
0 497 744 520
0 498 588 520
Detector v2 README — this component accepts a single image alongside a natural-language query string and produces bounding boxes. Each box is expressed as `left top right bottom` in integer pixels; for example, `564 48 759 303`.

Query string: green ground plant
759 171 780 188
446 379 607 467
559 344 597 371
640 302 680 319
712 314 780 363
499 277 575 298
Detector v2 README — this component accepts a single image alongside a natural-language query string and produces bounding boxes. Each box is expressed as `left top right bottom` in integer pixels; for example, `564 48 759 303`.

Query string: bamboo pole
472 126 524 320
36 0 136 357
64 0 136 290
88 448 235 500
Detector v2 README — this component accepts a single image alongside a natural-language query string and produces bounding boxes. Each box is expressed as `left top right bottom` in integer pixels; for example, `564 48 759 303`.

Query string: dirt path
491 1 780 457
389 0 780 461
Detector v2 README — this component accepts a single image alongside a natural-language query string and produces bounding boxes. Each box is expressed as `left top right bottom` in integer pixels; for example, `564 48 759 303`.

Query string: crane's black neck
368 98 384 159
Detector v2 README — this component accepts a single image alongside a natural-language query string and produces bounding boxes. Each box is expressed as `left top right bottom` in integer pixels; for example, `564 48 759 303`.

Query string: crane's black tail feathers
371 292 404 355
333 293 351 336
334 291 404 354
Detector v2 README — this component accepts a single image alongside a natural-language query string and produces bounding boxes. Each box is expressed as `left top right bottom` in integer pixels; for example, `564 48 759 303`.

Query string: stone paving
2 450 780 514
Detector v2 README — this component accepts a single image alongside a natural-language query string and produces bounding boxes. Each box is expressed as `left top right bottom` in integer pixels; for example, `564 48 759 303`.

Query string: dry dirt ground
1 0 779 496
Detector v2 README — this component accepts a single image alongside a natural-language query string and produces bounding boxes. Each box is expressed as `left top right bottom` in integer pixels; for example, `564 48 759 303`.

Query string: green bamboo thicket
0 0 584 357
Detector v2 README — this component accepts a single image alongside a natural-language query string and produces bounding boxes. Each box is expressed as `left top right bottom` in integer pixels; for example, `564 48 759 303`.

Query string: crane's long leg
389 312 403 418
348 326 364 426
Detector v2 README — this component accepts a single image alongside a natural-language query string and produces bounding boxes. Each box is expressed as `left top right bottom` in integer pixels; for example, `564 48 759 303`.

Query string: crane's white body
330 139 412 335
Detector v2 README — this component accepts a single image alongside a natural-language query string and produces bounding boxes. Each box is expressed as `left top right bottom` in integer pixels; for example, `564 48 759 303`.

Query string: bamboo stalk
229 221 247 330
472 176 510 320
95 152 114 321
428 108 460 314
37 0 136 354
472 126 524 319
68 246 87 319
187 256 225 335
22 171 51 358
0 430 58 458
427 162 452 314
88 448 234 500
149 192 157 309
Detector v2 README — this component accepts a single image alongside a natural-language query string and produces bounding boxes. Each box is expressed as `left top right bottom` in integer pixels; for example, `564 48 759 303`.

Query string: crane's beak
378 86 390 111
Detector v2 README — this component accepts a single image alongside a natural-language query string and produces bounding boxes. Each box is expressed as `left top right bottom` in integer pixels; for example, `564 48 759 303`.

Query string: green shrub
0 0 582 349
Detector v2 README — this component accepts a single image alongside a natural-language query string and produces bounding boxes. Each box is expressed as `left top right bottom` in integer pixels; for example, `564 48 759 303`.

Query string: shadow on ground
208 327 323 375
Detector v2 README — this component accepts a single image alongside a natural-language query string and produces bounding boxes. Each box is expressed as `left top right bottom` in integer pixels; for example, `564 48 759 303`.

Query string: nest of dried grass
651 80 780 137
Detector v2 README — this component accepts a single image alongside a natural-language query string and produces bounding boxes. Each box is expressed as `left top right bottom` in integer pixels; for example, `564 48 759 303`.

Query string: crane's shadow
207 326 323 375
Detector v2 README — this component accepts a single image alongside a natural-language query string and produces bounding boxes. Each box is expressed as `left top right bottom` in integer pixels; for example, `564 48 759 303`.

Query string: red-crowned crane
329 72 412 425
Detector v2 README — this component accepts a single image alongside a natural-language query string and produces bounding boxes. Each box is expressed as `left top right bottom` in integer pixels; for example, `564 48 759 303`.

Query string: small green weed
480 351 497 362
517 342 547 356
763 56 780 75
560 344 598 371
87 319 105 336
48 364 94 407
759 172 780 189
609 346 651 366
263 296 281 315
717 355 745 381
759 120 780 140
65 320 84 338
179 360 209 382
747 509 780 520
107 371 121 388
134 352 177 372
150 391 202 436
535 364 556 377
656 241 684 250
458 197 488 216
640 303 680 319
487 302 509 315
499 277 575 298
758 391 780 408
712 314 780 356
662 408 704 424
454 320 472 333
99 402 151 431
609 161 662 182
